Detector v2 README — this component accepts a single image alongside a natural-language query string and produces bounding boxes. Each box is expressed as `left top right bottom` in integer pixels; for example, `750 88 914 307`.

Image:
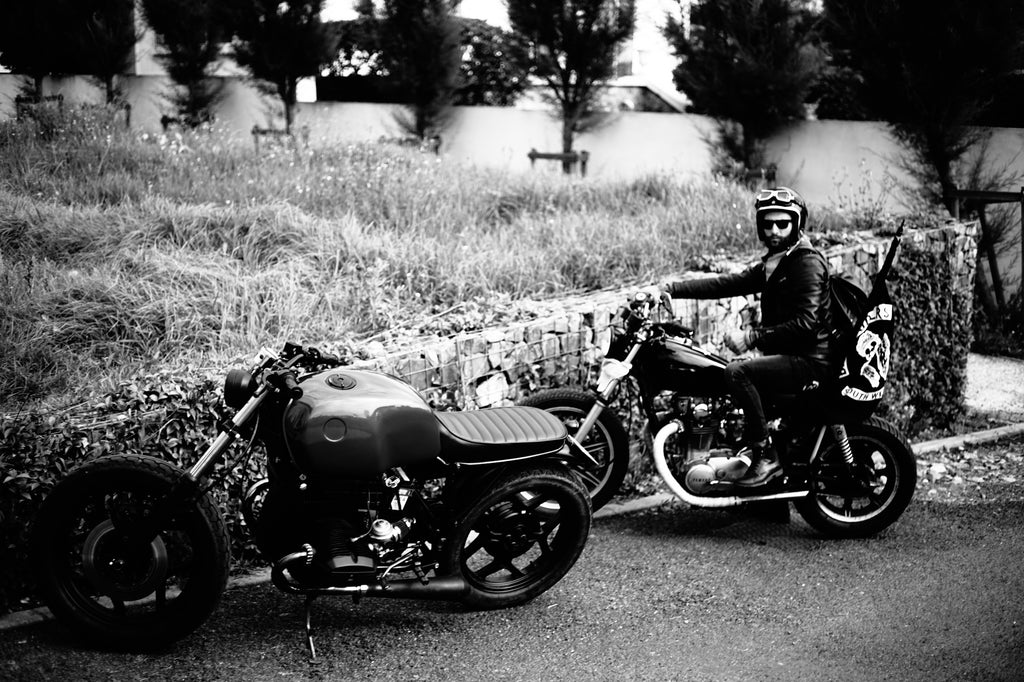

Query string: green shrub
0 372 265 614
880 240 974 436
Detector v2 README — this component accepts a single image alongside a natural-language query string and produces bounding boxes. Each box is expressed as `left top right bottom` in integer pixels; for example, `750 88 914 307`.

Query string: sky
321 0 512 28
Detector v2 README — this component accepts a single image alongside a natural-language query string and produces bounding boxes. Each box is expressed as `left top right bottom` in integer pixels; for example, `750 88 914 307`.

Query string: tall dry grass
0 105 847 409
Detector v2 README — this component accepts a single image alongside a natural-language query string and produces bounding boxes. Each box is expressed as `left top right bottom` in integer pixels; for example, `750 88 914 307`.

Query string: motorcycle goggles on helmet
754 186 807 234
756 188 799 204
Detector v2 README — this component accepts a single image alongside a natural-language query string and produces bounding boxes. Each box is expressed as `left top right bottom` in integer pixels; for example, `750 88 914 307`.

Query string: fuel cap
326 373 357 390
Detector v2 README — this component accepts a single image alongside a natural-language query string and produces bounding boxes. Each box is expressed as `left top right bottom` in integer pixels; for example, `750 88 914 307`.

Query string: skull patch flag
835 279 894 415
832 224 902 420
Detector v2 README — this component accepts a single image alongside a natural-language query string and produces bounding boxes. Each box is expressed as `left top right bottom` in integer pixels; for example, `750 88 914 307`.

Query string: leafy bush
880 241 974 436
0 371 265 614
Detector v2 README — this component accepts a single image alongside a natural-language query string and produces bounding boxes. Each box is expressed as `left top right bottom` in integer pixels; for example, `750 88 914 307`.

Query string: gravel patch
917 432 1024 504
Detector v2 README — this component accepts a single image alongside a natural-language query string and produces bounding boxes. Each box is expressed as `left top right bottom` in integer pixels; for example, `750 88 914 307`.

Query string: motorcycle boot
735 439 783 487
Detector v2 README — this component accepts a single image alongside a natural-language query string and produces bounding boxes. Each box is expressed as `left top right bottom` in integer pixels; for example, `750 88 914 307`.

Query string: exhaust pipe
652 421 808 508
272 550 470 599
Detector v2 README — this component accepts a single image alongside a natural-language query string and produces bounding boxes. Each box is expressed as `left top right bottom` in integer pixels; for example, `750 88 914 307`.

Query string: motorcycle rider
660 186 833 486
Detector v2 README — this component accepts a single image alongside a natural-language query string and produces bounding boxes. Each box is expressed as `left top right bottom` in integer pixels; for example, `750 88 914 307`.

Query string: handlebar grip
269 370 303 399
319 352 342 367
282 372 303 399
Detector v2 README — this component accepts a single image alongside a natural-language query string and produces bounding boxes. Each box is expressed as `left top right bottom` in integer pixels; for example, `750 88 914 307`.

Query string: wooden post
526 149 589 176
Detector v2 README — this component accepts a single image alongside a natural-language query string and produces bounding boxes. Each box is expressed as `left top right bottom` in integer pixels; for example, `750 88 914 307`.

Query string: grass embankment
1 105 850 410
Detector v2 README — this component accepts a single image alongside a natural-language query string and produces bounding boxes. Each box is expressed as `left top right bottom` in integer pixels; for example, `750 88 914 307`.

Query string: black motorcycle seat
434 406 567 464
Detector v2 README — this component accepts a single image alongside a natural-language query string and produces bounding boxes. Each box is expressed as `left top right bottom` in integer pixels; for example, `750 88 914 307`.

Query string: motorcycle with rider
520 186 915 538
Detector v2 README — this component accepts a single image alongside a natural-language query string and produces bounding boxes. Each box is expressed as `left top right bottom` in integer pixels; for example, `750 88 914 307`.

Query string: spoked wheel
794 417 916 538
518 389 629 510
443 466 591 609
31 454 230 650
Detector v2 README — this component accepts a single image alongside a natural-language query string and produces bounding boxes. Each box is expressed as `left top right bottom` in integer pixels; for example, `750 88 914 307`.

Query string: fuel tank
283 369 441 477
633 333 730 397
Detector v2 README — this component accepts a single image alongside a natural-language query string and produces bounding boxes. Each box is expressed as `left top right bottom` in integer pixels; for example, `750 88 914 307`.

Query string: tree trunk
978 208 1007 314
104 74 116 105
974 263 998 321
281 78 296 134
561 120 574 175
741 125 757 172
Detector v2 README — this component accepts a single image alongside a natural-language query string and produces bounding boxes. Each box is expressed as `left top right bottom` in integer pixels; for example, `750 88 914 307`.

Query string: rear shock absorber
829 424 856 466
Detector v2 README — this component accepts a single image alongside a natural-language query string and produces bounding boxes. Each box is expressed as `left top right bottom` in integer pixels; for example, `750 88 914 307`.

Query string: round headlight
224 369 255 408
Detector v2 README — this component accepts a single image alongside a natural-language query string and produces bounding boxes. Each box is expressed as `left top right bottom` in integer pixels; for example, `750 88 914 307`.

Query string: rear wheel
31 454 230 650
794 417 916 538
518 388 629 510
442 466 591 609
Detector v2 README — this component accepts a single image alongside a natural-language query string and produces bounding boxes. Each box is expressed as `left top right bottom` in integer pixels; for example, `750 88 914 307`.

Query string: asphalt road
2 491 1022 682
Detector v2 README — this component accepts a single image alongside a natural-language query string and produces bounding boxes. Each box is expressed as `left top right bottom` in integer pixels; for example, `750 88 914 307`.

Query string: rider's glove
724 329 753 354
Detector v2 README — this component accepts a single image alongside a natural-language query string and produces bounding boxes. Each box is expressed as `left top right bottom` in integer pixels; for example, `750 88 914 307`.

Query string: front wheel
442 465 591 609
794 417 916 538
518 388 629 510
31 454 230 650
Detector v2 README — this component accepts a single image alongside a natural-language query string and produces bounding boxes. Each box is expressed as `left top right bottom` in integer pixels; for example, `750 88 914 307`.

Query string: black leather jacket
667 241 832 362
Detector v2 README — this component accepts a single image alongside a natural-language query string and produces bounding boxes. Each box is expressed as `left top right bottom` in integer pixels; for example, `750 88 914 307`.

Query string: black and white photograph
1 0 1022 679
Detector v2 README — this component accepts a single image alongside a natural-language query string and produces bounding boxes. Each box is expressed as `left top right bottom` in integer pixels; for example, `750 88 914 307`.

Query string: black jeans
723 354 831 444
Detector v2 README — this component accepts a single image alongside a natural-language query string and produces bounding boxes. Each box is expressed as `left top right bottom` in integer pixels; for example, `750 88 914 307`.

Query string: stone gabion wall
351 223 978 410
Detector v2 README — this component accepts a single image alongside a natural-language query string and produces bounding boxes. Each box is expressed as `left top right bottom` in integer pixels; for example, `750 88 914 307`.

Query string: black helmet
754 186 807 249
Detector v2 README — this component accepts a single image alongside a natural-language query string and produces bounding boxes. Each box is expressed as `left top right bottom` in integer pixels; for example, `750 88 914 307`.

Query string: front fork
572 343 644 443
188 386 269 480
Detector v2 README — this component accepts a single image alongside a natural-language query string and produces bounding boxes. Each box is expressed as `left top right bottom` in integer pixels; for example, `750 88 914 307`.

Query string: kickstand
304 594 318 659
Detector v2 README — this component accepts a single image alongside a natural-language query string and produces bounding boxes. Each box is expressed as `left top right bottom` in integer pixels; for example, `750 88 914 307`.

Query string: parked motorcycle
31 343 592 656
520 277 916 539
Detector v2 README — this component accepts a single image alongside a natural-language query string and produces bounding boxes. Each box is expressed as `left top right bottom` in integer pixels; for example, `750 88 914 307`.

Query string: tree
823 2 1024 346
824 0 1024 339
320 16 529 109
0 0 73 99
456 19 530 106
822 0 1024 211
65 0 138 104
141 0 228 126
663 0 826 172
507 0 636 173
323 14 386 79
0 0 135 104
225 0 336 132
378 0 463 141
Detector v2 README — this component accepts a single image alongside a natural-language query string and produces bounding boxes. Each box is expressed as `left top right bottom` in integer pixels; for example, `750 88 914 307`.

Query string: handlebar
256 342 349 401
280 342 344 369
267 369 303 399
619 288 694 339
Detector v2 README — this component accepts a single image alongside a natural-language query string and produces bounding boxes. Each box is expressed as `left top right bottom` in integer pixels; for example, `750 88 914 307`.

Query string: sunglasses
757 188 798 203
763 219 793 232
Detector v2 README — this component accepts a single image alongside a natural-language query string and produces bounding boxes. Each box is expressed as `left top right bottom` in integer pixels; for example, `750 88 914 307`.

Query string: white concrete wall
295 103 718 178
